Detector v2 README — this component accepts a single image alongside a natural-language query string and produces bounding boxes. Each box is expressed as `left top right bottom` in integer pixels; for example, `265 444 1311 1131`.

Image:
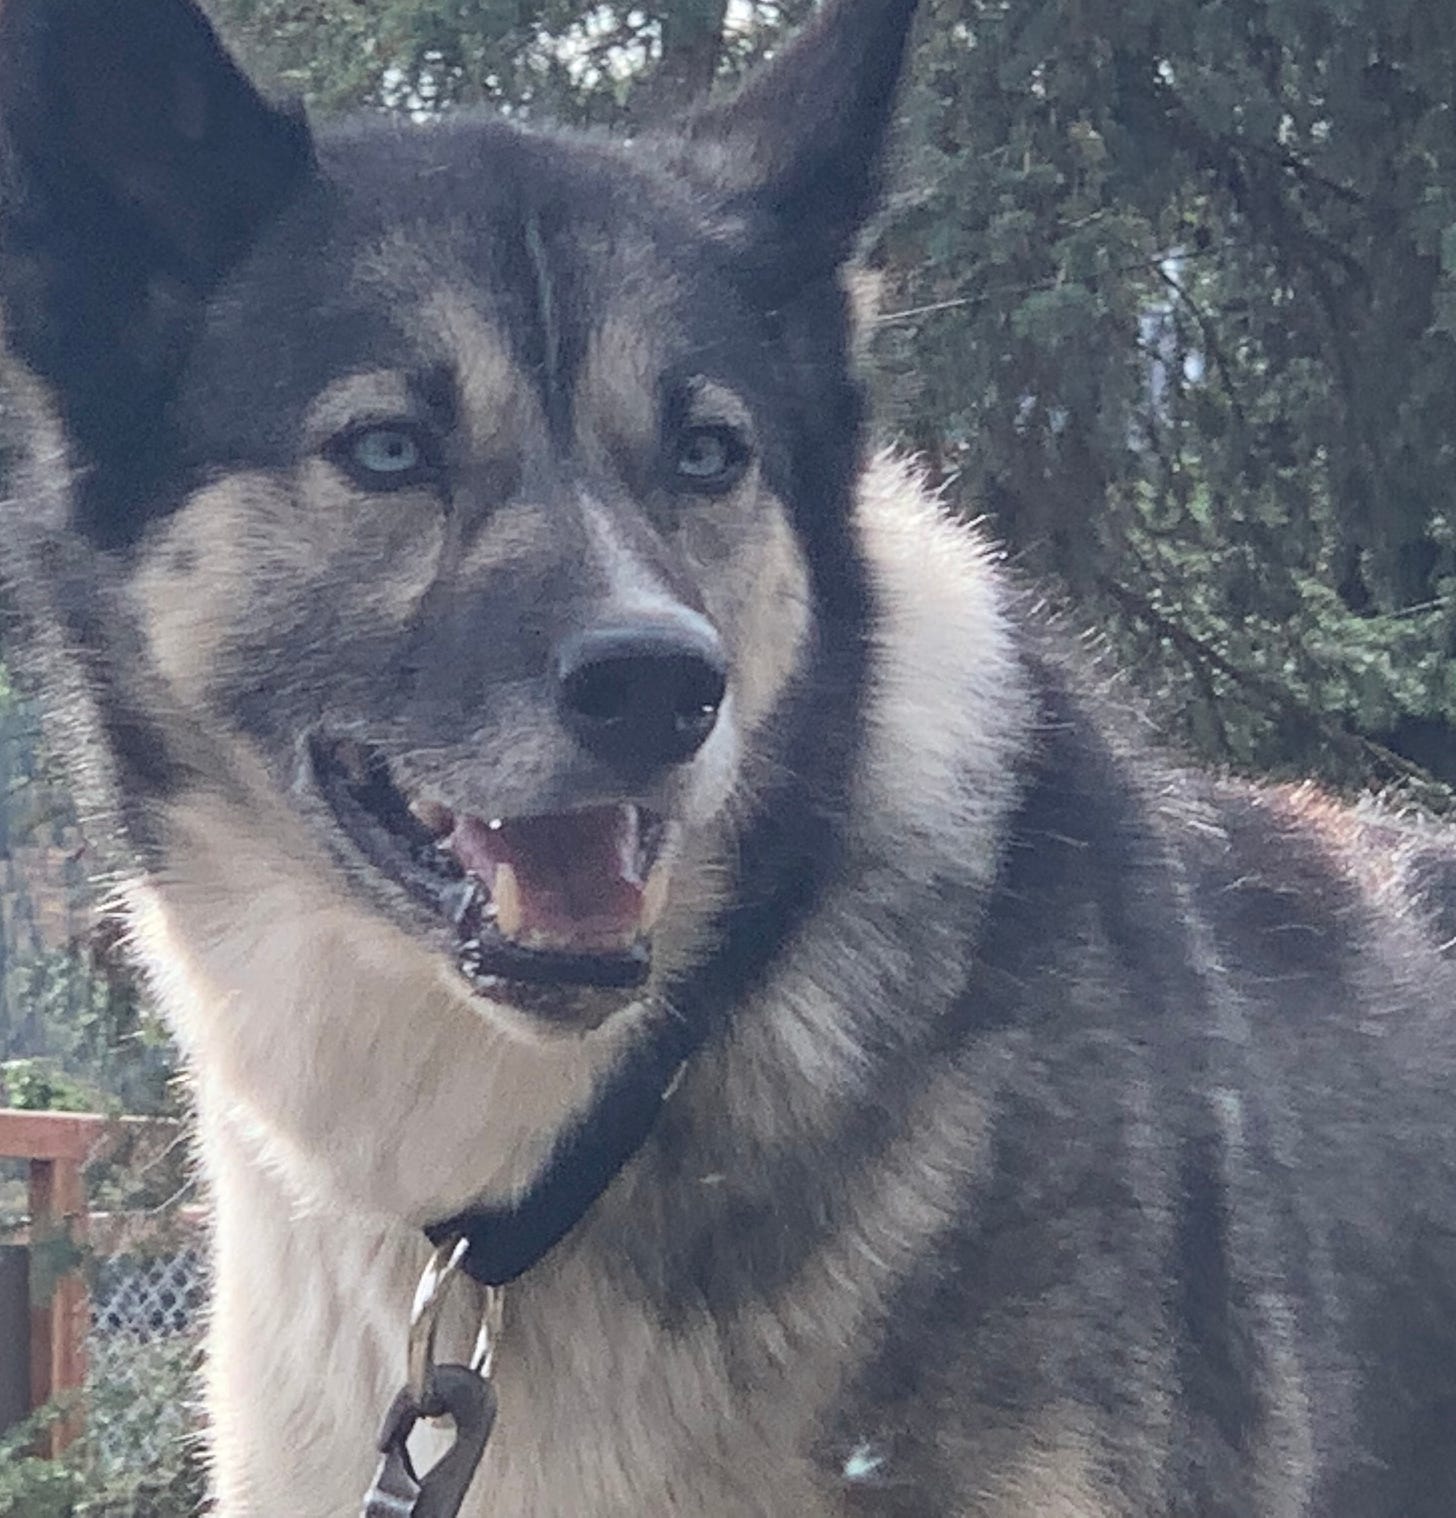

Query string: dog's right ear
0 0 311 501
0 0 311 284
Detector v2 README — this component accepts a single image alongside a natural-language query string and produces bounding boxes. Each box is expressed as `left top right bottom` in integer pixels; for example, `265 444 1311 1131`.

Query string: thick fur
4 1 1456 1514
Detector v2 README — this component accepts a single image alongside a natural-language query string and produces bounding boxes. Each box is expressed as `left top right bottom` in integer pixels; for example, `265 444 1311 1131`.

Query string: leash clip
361 1239 505 1518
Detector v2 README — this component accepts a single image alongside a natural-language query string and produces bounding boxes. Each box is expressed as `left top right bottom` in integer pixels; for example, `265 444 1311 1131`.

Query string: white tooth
441 879 477 926
487 818 504 831
617 804 641 877
493 862 524 938
641 864 670 931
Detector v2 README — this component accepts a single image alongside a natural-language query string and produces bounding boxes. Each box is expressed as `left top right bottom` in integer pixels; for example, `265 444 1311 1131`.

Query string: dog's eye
354 428 420 474
672 426 749 492
328 424 438 489
352 426 424 475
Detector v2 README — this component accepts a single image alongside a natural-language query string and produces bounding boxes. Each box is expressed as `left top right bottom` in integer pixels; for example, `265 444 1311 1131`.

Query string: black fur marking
1401 839 1456 956
100 705 188 808
677 0 919 282
1171 1131 1260 1509
0 0 313 548
1332 1218 1456 1517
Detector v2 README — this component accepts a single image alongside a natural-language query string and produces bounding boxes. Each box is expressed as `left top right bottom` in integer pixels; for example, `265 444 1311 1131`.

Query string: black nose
555 617 728 771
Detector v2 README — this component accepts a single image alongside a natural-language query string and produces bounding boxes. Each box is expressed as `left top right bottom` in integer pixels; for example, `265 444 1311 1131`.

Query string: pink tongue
450 805 644 948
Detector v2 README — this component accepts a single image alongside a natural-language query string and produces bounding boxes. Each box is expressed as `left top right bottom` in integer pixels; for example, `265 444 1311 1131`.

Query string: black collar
426 1006 701 1287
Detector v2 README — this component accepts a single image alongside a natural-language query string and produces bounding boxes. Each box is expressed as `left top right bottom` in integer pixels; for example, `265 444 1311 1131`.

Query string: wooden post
0 1111 103 1456
27 1152 88 1455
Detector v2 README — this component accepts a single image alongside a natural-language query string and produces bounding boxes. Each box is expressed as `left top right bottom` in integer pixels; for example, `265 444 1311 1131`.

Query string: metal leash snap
361 1238 505 1518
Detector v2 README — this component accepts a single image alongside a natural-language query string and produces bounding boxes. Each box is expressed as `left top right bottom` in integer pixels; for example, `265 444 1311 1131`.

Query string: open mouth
310 737 669 1012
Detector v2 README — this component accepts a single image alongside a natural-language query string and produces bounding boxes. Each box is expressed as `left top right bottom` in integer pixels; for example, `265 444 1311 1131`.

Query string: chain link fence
79 1122 210 1508
86 1240 208 1474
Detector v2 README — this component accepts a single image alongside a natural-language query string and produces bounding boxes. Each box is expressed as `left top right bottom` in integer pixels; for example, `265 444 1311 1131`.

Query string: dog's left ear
669 0 920 278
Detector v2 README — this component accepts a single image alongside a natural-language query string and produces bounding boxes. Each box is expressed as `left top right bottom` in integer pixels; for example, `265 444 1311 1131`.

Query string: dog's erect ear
0 0 312 529
671 0 920 277
0 0 311 284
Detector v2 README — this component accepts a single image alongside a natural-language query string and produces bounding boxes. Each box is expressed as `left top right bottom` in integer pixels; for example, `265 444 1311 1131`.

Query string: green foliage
0 1340 206 1518
0 947 174 1116
0 685 175 1113
877 0 1456 796
0 1057 101 1113
219 0 810 123
0 1411 78 1518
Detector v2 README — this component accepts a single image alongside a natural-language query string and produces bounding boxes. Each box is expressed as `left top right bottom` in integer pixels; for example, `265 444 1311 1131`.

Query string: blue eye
673 425 749 492
327 423 439 490
351 427 422 476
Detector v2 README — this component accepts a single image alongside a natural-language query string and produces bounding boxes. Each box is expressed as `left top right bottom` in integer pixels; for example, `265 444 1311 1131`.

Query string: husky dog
4 0 1456 1512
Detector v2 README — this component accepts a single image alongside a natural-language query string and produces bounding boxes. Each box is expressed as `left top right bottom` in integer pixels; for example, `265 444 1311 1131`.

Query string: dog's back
814 649 1456 1514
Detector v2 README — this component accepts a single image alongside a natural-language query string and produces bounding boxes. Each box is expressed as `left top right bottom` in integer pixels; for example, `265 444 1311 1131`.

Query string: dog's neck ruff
426 1005 701 1286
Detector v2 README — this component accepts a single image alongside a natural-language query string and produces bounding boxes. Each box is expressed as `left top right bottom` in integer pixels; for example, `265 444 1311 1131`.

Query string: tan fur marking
130 468 445 705
977 1423 1117 1518
354 230 548 457
574 311 665 461
716 502 812 731
423 286 546 456
301 368 425 445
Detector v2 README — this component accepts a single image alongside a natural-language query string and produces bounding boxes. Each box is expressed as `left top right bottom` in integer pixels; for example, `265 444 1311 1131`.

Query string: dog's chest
436 1315 846 1518
451 1432 840 1518
397 1293 856 1518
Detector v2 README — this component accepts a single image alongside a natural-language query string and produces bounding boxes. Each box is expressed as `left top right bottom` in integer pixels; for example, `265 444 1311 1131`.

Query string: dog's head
0 0 916 1041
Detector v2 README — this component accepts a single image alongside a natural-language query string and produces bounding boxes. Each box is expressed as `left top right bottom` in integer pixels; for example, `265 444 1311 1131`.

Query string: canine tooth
441 879 477 926
642 864 671 931
493 862 524 938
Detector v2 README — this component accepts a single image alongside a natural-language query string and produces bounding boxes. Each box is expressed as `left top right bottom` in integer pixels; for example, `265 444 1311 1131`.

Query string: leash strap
363 1366 497 1518
359 1016 698 1517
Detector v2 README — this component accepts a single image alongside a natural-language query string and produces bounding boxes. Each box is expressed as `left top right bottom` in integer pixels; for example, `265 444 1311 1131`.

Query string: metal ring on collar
407 1237 504 1409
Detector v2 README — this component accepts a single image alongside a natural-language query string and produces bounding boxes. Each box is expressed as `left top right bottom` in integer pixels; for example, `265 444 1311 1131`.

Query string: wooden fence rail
0 1108 178 1456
